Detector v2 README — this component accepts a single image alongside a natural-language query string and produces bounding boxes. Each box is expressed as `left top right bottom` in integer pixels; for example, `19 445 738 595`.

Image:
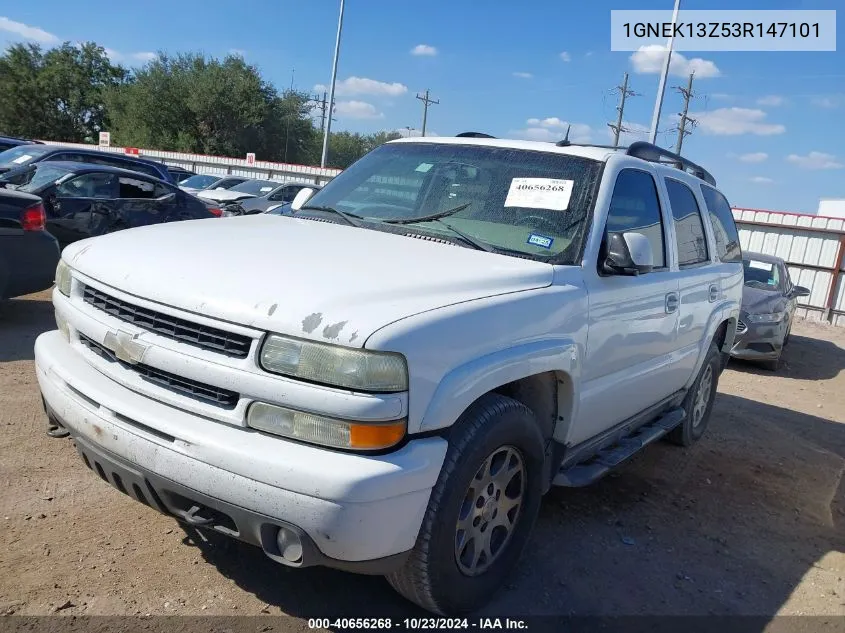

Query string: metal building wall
732 207 845 324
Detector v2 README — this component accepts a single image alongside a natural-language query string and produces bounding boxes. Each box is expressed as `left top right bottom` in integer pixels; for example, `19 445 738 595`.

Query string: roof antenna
556 124 572 147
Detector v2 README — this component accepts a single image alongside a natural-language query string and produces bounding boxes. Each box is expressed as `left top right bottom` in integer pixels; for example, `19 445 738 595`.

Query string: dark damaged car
0 161 219 248
731 251 811 371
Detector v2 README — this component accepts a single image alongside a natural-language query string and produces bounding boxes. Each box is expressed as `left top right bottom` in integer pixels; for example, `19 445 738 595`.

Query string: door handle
708 284 719 302
665 292 679 313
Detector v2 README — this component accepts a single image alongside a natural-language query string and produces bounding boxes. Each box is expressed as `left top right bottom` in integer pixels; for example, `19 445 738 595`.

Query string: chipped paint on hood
63 215 555 347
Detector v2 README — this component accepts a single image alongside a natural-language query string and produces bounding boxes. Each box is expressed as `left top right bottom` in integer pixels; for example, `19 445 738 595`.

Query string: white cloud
750 176 774 184
812 96 843 109
585 51 594 57
0 16 59 44
411 44 437 56
756 95 784 107
560 51 571 62
228 48 247 57
738 152 769 163
132 52 156 62
512 72 533 79
313 76 407 97
630 45 720 78
511 120 592 143
786 152 844 170
711 93 733 101
691 108 785 136
334 100 384 119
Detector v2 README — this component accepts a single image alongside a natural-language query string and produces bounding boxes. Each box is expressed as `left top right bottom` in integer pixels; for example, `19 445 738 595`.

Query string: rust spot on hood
302 312 323 333
322 321 347 340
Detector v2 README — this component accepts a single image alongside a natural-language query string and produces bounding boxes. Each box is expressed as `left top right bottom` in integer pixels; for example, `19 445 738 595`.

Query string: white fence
732 207 845 325
38 141 342 186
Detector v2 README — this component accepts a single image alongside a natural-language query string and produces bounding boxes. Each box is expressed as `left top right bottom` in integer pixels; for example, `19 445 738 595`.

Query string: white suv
35 135 743 614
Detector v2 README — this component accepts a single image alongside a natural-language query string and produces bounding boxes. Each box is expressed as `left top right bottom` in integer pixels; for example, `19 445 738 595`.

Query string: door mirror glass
290 187 315 211
604 231 654 276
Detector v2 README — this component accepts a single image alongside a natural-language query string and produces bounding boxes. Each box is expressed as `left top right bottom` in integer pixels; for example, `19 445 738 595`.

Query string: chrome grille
79 334 239 408
83 285 251 358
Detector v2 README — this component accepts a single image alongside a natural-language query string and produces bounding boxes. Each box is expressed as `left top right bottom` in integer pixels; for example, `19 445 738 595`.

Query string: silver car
731 251 810 370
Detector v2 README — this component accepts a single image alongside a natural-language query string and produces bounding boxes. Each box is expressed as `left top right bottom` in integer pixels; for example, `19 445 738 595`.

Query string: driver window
604 169 666 268
56 173 117 199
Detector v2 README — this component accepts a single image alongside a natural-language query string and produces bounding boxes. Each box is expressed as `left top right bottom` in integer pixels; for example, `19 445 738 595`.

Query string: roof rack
456 132 497 138
626 141 716 186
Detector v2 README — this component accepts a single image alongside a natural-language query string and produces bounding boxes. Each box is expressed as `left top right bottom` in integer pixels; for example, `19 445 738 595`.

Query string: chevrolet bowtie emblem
102 329 148 365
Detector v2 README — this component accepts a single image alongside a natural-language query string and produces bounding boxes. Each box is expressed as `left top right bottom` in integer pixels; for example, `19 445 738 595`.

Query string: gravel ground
0 291 843 622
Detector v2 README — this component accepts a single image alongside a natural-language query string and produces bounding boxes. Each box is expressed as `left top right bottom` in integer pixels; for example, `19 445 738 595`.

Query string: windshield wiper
298 204 364 227
381 202 472 225
380 203 493 252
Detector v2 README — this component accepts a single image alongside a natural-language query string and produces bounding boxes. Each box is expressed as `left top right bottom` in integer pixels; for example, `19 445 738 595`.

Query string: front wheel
667 341 721 447
386 393 545 615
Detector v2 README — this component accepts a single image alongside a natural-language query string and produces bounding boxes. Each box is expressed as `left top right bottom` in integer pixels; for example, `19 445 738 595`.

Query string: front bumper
35 330 448 571
730 318 786 361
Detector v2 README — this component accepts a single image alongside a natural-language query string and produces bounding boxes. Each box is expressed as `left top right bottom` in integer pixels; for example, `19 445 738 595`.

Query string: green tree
105 52 318 163
323 130 403 169
0 42 126 142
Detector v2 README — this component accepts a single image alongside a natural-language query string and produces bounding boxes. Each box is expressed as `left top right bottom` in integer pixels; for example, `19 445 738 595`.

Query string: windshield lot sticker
748 260 773 271
415 163 434 173
505 178 574 211
527 233 554 249
11 154 32 164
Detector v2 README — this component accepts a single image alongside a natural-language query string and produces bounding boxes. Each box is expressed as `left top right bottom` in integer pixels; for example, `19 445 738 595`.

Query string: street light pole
320 0 345 168
648 0 681 145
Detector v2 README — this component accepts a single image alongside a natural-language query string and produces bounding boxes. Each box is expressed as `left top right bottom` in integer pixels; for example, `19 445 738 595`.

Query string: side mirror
603 232 654 276
290 187 315 212
156 192 177 203
791 285 811 298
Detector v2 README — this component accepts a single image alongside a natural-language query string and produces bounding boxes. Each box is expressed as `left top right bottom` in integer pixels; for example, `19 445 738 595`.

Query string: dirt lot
1 290 843 621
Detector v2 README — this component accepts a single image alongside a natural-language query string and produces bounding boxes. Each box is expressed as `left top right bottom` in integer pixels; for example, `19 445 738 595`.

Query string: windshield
302 142 602 262
181 174 219 189
230 179 277 195
1 163 73 192
0 144 51 167
743 258 780 289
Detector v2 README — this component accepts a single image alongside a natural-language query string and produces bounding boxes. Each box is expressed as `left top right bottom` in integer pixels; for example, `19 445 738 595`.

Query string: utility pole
321 0 345 168
649 0 682 144
607 72 638 147
415 89 439 137
284 68 295 163
673 72 697 155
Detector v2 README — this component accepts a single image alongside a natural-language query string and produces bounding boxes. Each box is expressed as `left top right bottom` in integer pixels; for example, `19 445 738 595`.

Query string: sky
1 0 843 214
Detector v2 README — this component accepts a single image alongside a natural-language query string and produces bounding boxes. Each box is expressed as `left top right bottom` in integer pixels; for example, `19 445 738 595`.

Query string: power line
673 72 697 155
415 89 439 137
607 72 639 147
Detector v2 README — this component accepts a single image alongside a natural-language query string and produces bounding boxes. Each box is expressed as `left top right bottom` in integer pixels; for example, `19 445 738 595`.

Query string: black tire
668 341 721 447
386 393 545 615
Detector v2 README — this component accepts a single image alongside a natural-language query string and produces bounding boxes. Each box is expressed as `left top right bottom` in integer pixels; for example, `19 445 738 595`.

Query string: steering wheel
515 214 559 235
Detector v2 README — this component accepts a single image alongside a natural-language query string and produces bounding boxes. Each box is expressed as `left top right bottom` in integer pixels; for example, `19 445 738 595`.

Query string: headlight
247 402 406 451
747 312 785 323
260 334 408 392
55 260 72 296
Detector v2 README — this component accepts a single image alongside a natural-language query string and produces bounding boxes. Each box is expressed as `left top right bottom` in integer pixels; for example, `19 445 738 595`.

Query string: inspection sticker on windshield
415 162 433 173
505 178 574 211
527 233 554 249
748 260 773 271
11 154 32 164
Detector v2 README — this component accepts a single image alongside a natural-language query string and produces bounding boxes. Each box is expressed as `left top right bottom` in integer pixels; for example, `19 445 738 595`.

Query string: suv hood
197 189 258 202
63 215 554 347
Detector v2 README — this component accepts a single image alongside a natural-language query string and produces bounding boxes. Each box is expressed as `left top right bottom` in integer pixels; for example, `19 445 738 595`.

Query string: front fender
419 337 580 434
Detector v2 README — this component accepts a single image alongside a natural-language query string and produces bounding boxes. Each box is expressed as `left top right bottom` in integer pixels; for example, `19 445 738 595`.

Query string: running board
553 408 685 487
